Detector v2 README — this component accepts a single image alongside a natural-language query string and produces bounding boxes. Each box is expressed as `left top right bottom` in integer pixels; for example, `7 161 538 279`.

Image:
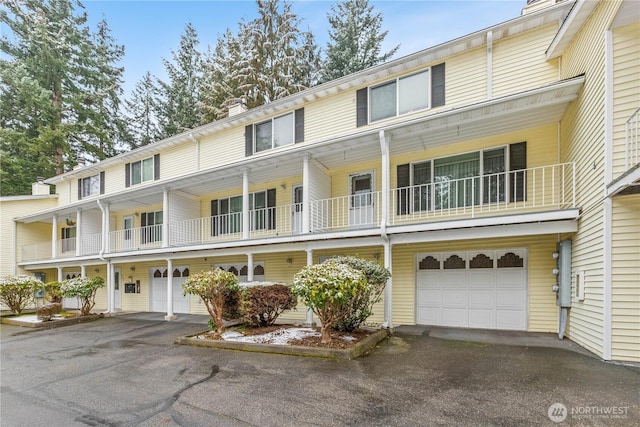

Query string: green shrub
182 269 240 336
37 303 63 321
60 276 104 315
324 256 391 332
44 281 63 303
0 275 42 314
241 284 296 327
292 261 367 344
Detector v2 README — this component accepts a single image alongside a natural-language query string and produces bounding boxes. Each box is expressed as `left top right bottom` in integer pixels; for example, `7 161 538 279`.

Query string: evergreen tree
0 0 126 193
199 0 321 120
199 27 252 122
122 72 162 148
155 22 203 137
321 0 399 83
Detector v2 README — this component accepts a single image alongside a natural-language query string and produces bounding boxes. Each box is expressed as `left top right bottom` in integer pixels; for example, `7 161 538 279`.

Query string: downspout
602 28 613 360
97 199 113 314
486 30 493 99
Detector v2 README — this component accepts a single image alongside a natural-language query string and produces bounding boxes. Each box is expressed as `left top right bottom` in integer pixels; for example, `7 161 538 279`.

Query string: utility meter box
554 240 572 307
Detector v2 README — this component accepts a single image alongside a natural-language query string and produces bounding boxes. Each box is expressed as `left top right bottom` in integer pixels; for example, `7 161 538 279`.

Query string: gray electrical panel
553 240 572 308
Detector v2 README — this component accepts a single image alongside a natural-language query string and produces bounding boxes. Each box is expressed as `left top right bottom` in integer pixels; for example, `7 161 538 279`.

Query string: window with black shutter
397 164 410 215
509 142 527 202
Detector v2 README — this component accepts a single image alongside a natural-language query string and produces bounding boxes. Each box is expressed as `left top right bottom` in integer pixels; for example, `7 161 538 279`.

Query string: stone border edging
175 328 390 359
1 313 102 329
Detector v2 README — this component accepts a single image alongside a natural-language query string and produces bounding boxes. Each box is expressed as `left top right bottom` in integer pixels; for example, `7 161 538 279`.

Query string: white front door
416 250 527 330
123 216 134 250
114 269 122 311
292 185 303 234
349 172 375 227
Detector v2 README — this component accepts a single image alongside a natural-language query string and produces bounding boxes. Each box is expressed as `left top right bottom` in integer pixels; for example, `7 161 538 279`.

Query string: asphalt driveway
1 313 638 426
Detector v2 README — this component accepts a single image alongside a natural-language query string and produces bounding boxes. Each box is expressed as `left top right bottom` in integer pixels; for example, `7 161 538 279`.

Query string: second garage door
416 250 527 330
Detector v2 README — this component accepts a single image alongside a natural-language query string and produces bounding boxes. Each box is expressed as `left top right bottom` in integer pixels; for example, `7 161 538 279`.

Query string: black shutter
99 171 105 195
211 199 219 236
125 163 130 187
245 125 254 156
509 142 527 202
397 164 410 215
431 63 445 108
295 108 304 143
78 179 83 200
267 188 276 230
153 154 160 180
356 88 368 127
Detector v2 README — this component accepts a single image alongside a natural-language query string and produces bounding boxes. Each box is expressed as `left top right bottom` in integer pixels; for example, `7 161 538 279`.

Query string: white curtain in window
273 114 293 147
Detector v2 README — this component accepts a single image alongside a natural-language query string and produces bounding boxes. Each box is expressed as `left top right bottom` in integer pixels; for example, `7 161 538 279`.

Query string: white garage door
150 266 191 314
416 250 527 330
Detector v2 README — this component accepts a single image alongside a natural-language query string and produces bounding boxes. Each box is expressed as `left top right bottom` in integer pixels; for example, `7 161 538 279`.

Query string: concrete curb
175 328 391 360
1 313 102 329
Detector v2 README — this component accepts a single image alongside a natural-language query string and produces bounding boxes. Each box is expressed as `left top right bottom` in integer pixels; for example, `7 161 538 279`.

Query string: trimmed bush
242 284 296 327
324 256 391 332
292 261 368 344
182 269 240 336
37 303 63 321
44 281 64 303
0 275 42 314
60 276 105 316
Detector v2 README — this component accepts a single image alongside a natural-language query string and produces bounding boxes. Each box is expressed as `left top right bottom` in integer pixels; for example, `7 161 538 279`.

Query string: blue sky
81 0 525 95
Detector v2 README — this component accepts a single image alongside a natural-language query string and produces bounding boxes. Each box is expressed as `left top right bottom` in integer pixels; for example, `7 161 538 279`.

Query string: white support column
243 170 250 239
104 203 111 253
162 189 169 248
379 130 389 228
305 249 315 326
302 156 311 233
106 260 113 314
80 265 86 278
51 215 58 259
57 267 63 282
165 258 177 320
247 253 254 282
75 209 82 256
383 240 393 329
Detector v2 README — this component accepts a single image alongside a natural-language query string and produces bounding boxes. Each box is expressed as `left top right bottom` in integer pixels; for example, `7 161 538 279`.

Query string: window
245 108 304 156
255 113 294 153
125 154 159 187
358 63 444 127
61 226 76 253
78 172 104 200
211 189 276 236
140 210 162 244
396 142 526 213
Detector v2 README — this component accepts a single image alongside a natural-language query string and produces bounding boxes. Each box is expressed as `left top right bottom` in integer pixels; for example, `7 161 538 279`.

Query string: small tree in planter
182 269 240 336
44 281 64 303
60 276 105 316
241 284 296 327
292 261 368 344
0 275 42 314
325 256 391 332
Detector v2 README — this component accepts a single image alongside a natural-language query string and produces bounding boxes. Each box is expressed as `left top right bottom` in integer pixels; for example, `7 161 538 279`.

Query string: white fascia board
546 0 599 59
390 219 578 245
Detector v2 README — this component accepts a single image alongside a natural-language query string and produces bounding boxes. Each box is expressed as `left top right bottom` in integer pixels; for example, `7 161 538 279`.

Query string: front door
292 185 303 234
349 172 375 227
123 216 134 250
114 269 122 311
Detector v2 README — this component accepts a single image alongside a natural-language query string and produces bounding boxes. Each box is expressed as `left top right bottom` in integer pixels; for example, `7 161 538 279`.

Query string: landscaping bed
175 324 390 359
1 312 102 329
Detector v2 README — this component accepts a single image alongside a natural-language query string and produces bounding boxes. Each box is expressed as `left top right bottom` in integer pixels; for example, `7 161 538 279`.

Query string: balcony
20 163 575 261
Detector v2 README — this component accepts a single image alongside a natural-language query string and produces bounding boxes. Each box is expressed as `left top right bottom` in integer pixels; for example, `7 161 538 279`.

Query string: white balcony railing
390 162 575 225
626 108 639 171
21 242 52 262
109 224 163 252
309 192 383 232
20 163 575 260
